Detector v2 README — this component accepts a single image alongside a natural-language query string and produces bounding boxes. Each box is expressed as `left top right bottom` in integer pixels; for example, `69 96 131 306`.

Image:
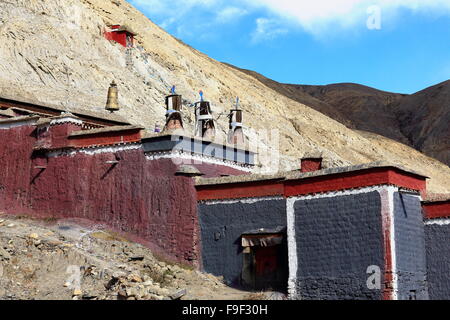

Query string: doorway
241 229 288 292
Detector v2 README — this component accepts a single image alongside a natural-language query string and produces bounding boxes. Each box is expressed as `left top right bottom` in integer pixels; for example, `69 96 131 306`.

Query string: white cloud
244 0 450 34
251 18 288 43
130 0 450 39
216 7 248 23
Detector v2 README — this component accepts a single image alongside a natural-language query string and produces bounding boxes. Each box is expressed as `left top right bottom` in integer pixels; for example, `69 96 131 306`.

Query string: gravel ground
0 214 278 300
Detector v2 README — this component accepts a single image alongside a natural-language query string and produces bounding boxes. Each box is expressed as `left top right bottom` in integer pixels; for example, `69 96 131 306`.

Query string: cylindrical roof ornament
165 86 182 112
164 86 184 131
105 81 120 113
194 90 215 140
228 97 245 145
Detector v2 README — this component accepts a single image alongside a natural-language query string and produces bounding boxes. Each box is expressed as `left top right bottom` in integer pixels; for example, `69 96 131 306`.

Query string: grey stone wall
393 193 428 300
425 223 450 300
198 198 287 285
292 192 384 300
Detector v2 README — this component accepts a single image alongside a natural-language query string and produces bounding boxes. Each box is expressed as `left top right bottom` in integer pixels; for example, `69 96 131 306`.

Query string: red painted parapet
195 166 428 201
68 126 142 148
197 181 285 201
388 170 427 198
423 200 450 219
33 113 141 151
285 168 427 198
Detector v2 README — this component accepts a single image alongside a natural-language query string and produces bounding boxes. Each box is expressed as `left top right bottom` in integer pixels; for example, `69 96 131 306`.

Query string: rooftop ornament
164 85 184 131
227 97 245 145
194 90 215 140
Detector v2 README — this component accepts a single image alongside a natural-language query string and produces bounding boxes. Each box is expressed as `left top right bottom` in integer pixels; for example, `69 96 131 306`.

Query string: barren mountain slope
395 80 450 166
0 0 449 193
231 65 449 167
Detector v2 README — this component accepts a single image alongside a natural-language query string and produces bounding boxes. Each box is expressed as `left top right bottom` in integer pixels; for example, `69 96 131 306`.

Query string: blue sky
129 0 450 94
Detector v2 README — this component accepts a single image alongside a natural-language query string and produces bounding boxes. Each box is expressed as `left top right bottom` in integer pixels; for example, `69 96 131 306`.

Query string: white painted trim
291 185 393 201
50 117 83 126
286 197 298 300
47 144 142 157
200 196 283 206
425 219 450 226
145 151 254 172
0 119 38 129
385 186 399 300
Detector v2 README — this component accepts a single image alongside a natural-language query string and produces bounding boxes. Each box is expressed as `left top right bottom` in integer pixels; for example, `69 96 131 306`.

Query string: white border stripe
50 117 83 126
425 219 450 226
47 144 142 157
146 151 254 172
386 186 399 300
200 196 283 205
286 197 298 300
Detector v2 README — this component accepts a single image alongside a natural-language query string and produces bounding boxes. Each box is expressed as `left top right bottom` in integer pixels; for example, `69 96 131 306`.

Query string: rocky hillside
230 65 450 168
0 215 269 300
0 0 449 193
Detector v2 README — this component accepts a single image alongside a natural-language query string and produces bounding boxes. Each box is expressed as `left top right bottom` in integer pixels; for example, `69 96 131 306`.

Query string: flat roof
0 115 41 124
109 25 137 36
195 161 429 187
142 131 257 154
0 96 130 127
422 194 450 204
0 108 16 117
69 125 143 137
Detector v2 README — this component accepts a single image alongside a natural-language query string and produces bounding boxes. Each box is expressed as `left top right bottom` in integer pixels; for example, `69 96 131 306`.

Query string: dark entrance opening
241 227 288 292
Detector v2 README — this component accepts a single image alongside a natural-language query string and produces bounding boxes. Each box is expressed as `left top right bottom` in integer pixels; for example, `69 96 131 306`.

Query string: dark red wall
35 123 83 150
0 125 200 264
0 125 36 214
301 159 322 172
0 124 252 265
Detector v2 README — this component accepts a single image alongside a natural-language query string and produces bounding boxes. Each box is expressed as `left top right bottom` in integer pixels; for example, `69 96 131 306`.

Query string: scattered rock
128 256 144 262
73 289 82 296
28 233 39 240
169 289 187 300
127 274 142 283
0 217 251 300
0 247 11 260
